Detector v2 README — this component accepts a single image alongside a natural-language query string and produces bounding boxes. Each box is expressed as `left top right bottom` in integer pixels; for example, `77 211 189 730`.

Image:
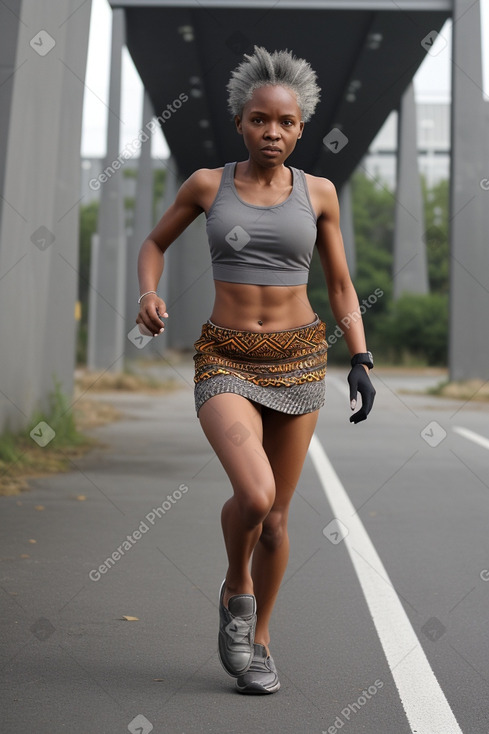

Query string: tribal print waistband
193 318 328 388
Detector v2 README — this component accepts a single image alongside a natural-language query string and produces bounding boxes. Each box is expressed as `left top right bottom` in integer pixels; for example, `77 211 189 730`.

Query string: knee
260 510 288 551
235 482 275 528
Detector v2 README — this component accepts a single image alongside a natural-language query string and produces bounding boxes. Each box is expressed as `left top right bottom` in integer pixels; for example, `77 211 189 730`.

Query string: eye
252 117 263 124
282 120 293 126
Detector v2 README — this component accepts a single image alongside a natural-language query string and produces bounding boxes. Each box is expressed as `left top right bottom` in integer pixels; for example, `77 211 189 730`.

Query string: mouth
261 146 281 155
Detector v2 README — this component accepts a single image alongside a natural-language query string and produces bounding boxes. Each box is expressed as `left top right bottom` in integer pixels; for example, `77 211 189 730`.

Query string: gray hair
227 46 321 122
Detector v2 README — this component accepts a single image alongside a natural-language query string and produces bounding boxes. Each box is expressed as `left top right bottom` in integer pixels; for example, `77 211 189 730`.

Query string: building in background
363 101 450 189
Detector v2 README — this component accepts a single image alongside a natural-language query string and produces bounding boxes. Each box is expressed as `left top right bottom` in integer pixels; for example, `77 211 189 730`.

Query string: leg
251 408 319 648
198 393 276 607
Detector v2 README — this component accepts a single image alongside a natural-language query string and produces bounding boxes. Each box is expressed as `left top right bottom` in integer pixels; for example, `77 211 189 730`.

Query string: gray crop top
206 162 318 286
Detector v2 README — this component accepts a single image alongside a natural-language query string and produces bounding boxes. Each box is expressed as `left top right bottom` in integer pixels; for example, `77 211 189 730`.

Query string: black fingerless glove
347 364 376 424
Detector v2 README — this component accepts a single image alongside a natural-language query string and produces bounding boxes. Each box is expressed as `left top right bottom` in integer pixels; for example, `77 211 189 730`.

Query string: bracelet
138 290 157 304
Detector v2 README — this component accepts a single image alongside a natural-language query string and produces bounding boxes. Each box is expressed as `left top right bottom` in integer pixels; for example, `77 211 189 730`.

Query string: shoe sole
236 680 281 695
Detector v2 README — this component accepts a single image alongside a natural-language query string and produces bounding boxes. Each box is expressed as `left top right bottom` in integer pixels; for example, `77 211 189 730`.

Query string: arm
315 178 367 357
314 178 375 422
136 170 207 336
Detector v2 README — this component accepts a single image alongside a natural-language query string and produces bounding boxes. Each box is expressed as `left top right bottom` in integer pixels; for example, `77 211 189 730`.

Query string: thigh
198 393 274 496
261 408 319 510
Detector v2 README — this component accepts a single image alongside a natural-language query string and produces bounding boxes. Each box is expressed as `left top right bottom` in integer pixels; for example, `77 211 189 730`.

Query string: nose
264 122 281 140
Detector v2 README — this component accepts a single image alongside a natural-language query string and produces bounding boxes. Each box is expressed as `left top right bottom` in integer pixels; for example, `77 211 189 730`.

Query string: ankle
254 629 270 647
223 577 254 607
254 638 271 655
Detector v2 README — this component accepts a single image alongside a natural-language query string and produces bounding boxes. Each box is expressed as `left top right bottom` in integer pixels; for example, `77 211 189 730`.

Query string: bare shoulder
303 173 339 219
304 173 337 200
188 167 224 187
180 167 224 212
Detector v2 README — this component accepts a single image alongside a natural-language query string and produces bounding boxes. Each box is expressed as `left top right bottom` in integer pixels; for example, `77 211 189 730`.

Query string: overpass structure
0 0 487 433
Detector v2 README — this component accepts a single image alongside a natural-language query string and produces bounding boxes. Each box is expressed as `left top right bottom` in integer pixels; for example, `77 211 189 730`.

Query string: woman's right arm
136 170 208 336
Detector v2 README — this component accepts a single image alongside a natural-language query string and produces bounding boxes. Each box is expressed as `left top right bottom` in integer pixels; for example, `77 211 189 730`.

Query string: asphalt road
1 364 488 734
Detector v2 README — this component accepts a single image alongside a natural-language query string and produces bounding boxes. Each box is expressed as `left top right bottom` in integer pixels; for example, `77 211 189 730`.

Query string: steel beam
125 90 155 357
449 0 489 379
111 1 451 9
0 0 91 432
87 9 127 372
393 82 429 300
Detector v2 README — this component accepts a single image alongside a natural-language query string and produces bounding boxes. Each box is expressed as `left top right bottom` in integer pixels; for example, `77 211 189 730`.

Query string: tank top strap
221 161 236 188
290 166 317 220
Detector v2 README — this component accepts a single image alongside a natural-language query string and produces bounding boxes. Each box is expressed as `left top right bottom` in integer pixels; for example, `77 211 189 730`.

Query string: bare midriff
210 280 316 332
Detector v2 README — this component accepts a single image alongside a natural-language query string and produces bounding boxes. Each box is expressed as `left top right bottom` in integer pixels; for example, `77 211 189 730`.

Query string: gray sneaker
218 580 256 677
235 643 281 694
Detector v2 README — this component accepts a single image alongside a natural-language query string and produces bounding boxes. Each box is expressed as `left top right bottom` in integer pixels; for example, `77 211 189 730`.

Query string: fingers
349 382 358 408
347 369 359 410
136 296 168 337
137 321 154 337
349 388 375 423
361 385 376 416
350 407 367 424
347 365 376 424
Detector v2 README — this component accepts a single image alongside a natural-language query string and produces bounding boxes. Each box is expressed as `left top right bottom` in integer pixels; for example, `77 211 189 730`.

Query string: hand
136 294 168 337
347 364 375 424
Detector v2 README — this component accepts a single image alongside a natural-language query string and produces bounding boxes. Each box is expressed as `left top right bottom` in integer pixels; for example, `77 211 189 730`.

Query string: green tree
308 171 450 365
422 177 449 294
308 172 395 363
77 200 99 364
381 292 448 365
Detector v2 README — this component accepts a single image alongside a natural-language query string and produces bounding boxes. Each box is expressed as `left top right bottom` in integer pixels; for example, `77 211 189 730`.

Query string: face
235 85 304 166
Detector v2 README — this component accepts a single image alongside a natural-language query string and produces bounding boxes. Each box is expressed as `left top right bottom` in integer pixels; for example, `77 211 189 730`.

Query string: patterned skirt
193 316 328 415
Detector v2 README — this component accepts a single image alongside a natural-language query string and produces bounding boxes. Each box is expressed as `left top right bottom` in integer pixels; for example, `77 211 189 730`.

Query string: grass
427 378 489 402
0 369 179 496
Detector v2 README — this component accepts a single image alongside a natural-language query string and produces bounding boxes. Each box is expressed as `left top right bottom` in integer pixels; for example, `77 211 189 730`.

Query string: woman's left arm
313 177 375 423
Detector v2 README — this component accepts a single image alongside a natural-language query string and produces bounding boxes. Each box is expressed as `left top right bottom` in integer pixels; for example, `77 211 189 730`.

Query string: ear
297 120 305 139
234 115 243 135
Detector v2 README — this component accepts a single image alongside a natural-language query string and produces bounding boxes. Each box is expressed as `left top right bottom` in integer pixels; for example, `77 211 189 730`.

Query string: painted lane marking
308 433 463 734
453 426 489 452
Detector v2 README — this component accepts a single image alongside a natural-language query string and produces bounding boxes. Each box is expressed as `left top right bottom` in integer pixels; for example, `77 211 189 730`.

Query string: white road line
308 433 463 734
453 426 489 451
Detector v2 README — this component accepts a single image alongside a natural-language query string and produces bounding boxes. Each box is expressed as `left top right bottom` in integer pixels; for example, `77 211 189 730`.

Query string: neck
240 159 290 186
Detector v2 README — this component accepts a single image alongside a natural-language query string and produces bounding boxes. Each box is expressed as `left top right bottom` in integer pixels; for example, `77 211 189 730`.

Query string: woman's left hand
347 365 376 424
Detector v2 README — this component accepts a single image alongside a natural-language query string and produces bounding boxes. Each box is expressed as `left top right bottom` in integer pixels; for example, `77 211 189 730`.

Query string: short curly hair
227 46 321 122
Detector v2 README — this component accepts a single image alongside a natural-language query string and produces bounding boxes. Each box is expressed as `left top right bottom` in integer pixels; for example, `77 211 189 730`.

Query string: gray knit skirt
193 316 328 416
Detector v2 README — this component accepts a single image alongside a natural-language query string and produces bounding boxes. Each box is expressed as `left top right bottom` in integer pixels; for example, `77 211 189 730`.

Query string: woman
136 47 375 695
